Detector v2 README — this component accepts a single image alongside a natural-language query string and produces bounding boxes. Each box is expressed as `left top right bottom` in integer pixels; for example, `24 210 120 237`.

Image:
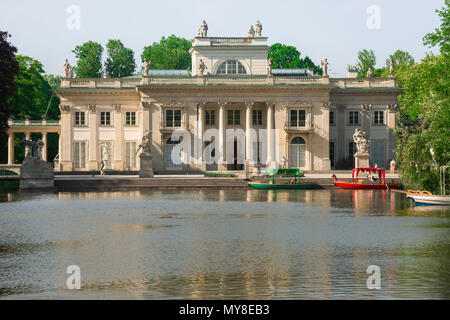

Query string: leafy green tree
385 49 415 67
141 35 191 70
105 39 136 78
44 74 62 89
0 31 19 135
396 54 450 193
348 49 376 78
8 55 60 120
73 41 103 78
268 43 321 74
423 0 450 55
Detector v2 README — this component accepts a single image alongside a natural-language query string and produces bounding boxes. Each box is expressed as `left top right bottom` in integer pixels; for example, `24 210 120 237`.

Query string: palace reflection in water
0 189 448 299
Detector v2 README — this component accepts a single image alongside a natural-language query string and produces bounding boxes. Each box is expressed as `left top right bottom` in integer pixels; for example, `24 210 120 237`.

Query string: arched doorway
289 136 306 168
165 137 182 169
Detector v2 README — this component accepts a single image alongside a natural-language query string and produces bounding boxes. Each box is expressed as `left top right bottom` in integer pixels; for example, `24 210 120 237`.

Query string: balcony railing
284 120 314 132
160 121 189 131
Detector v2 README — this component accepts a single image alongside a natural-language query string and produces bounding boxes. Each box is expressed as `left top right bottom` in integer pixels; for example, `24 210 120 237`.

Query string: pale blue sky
0 0 444 77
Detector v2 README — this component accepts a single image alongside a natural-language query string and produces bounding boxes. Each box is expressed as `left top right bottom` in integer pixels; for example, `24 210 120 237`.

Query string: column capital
245 101 255 108
336 104 346 111
113 104 122 112
141 101 151 109
88 104 97 113
322 102 331 109
197 101 206 109
387 103 398 112
218 101 228 107
361 103 372 114
59 104 72 113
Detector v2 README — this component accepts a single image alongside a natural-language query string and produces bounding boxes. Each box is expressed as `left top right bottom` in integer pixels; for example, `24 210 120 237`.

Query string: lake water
0 189 448 299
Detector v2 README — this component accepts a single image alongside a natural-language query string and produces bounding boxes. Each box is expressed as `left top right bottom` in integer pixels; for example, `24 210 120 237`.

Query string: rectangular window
252 110 263 125
348 111 360 125
329 111 335 126
125 141 137 169
227 110 240 125
329 141 335 168
100 112 111 125
75 112 85 126
373 111 384 125
165 109 182 127
126 112 136 125
348 142 356 159
73 141 86 169
205 110 215 125
290 109 306 127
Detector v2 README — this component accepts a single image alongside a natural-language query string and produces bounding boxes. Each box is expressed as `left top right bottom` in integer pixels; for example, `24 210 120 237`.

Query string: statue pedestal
139 153 153 178
20 157 54 190
354 152 370 168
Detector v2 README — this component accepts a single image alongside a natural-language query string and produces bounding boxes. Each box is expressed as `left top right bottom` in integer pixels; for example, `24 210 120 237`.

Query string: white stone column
42 132 47 161
88 105 98 170
7 132 14 164
25 131 31 157
218 101 226 168
266 102 274 165
197 103 204 163
113 104 124 170
245 102 252 168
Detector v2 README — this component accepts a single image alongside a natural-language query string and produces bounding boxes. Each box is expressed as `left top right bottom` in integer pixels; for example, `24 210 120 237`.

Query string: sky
0 0 444 77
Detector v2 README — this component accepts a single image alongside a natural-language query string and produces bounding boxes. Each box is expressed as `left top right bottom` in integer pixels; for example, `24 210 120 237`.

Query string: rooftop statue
197 20 208 37
248 25 255 38
143 59 151 76
321 58 328 77
64 59 73 78
366 68 374 78
198 59 207 76
255 21 263 37
353 128 370 154
389 58 395 77
267 58 273 75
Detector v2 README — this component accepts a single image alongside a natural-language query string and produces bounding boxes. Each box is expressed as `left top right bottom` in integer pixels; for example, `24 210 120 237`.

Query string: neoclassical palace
6 22 402 173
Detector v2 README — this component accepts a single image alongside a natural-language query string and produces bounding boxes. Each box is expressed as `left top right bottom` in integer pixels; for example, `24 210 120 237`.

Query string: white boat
407 190 450 205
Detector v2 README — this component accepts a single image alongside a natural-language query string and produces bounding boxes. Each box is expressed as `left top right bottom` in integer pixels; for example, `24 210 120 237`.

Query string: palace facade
46 24 401 173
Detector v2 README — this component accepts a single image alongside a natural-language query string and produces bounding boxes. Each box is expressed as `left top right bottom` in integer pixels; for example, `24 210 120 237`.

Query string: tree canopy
141 35 191 70
268 43 321 74
347 49 376 78
0 31 19 135
73 41 103 78
423 0 450 55
385 49 415 67
105 39 136 78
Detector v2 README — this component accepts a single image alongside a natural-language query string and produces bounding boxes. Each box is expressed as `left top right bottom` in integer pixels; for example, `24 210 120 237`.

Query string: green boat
248 168 319 190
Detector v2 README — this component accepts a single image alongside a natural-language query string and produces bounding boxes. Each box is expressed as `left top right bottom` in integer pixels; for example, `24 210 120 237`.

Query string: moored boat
249 168 319 190
332 167 399 190
406 190 450 205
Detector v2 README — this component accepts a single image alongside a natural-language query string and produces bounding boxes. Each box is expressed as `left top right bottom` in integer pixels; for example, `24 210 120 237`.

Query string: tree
72 41 103 78
104 39 136 78
141 35 191 70
44 74 62 89
0 31 19 135
268 43 321 74
348 49 376 78
385 49 415 67
9 55 60 120
396 54 450 193
423 0 450 55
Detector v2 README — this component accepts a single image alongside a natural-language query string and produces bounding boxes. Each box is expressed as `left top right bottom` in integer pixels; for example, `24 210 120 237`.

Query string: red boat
332 167 400 190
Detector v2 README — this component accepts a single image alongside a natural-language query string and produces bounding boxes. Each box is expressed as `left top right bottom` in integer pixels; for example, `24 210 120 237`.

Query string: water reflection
0 189 448 299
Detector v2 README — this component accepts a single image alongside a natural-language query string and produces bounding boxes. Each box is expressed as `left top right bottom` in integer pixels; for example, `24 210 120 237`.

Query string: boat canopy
268 168 304 184
352 167 385 184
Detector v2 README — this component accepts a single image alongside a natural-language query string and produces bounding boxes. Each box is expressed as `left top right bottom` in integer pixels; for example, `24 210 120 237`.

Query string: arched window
289 137 306 168
216 60 247 75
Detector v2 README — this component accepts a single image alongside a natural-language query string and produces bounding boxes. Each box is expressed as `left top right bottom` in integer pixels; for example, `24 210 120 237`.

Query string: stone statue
255 21 263 37
366 68 374 78
321 59 328 77
197 20 208 37
198 59 207 76
21 139 43 160
267 58 273 75
64 59 73 78
353 128 370 153
143 59 151 76
389 59 395 77
137 130 151 154
248 25 255 38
